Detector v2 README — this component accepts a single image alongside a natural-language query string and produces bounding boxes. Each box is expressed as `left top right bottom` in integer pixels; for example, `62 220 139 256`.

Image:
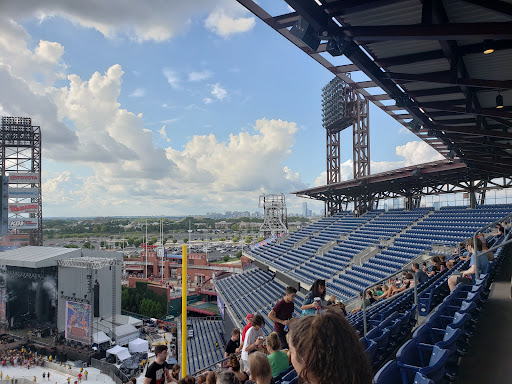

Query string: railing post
181 245 187 378
362 288 367 336
413 272 418 319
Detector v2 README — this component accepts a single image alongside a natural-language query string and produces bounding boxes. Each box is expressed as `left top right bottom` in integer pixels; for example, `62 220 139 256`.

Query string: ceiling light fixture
496 92 504 109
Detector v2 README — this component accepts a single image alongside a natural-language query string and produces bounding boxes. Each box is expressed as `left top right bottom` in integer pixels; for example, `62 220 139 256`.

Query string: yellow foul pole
181 244 187 378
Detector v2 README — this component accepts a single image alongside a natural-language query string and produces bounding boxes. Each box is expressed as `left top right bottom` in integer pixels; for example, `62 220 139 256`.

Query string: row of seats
373 230 511 383
181 319 225 375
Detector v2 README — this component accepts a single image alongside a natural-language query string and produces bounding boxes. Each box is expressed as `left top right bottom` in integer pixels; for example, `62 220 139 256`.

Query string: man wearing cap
241 313 253 345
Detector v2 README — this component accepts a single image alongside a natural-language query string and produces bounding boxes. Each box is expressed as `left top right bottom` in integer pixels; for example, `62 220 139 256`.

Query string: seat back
420 346 450 382
413 372 434 384
373 360 402 384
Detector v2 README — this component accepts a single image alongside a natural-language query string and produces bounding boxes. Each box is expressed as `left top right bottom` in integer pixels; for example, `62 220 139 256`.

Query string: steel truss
5 270 44 280
58 257 119 269
0 117 42 245
259 194 288 236
322 77 370 215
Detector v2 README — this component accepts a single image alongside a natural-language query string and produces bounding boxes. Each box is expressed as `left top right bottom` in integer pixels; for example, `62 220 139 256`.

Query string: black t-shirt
145 361 168 384
225 338 240 355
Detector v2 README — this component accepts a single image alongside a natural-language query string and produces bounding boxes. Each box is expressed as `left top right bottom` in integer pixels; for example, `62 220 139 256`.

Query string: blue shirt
470 252 489 277
415 270 429 285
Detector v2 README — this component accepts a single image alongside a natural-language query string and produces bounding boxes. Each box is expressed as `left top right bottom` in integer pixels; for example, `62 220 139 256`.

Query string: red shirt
241 323 252 343
272 299 294 332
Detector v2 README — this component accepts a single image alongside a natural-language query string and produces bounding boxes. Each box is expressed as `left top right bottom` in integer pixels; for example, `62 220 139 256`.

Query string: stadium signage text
8 204 38 213
8 172 40 183
8 187 40 197
8 218 39 229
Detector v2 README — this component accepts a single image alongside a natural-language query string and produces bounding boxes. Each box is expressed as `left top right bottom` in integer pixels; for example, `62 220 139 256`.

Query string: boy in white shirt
241 314 266 373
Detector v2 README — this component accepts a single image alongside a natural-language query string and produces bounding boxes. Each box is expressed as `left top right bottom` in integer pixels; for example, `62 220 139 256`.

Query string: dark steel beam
461 0 512 18
375 40 512 67
385 71 512 89
427 125 512 139
408 86 463 98
334 64 360 73
340 23 512 40
421 102 512 119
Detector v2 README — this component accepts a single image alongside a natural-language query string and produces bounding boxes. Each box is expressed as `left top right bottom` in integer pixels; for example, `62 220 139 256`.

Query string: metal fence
91 358 129 384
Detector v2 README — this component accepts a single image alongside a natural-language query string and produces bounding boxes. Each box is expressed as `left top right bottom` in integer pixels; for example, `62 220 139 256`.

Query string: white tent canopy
93 331 111 345
106 345 126 356
117 349 131 361
128 338 149 353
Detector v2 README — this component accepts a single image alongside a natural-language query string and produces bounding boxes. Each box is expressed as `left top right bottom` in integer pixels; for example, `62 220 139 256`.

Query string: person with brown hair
177 376 195 384
226 354 248 383
225 329 241 358
241 314 265 374
246 352 272 384
205 372 216 384
171 365 180 382
287 311 372 384
144 345 173 384
265 333 289 377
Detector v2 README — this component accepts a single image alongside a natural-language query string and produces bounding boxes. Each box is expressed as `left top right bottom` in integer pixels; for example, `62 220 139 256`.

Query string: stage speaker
94 283 100 317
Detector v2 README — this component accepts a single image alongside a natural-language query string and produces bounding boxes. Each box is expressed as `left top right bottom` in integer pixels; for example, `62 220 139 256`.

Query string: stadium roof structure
237 0 512 204
294 159 512 205
0 246 81 268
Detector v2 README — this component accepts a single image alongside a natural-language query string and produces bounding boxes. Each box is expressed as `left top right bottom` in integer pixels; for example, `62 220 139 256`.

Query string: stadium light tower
322 78 370 216
0 117 43 245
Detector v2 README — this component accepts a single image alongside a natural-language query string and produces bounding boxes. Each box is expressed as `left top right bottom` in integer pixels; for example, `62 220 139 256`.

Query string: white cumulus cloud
211 83 228 101
205 6 256 38
188 70 213 82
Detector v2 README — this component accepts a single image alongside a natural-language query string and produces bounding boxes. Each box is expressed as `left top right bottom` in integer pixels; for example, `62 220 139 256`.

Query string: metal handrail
472 213 512 279
361 267 418 336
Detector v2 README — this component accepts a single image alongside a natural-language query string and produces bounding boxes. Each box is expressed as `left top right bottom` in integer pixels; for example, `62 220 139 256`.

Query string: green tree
223 255 230 262
257 237 265 242
127 237 135 246
172 239 177 244
245 236 253 243
183 238 188 243
134 240 142 248
218 238 226 242
83 242 91 249
235 250 242 258
232 237 240 243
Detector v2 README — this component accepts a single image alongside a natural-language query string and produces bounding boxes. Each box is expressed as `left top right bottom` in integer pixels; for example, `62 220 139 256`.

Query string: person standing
241 314 254 345
267 286 297 349
241 314 266 374
224 328 241 358
144 345 173 384
301 279 326 316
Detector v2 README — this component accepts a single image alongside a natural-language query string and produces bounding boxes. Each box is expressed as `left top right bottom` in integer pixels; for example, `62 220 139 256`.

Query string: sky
0 0 445 217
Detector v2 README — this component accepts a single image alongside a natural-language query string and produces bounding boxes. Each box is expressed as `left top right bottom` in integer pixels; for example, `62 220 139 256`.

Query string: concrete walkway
457 248 512 383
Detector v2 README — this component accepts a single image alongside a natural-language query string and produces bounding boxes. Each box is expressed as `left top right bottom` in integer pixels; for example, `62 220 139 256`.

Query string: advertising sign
0 289 6 323
8 218 39 229
8 203 38 214
8 188 39 198
217 295 225 320
65 301 91 344
8 173 40 184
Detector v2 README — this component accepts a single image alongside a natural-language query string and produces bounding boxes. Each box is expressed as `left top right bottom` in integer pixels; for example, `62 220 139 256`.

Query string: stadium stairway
456 239 512 383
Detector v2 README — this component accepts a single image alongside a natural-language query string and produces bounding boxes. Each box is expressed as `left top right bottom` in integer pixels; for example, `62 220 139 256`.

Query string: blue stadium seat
396 340 450 384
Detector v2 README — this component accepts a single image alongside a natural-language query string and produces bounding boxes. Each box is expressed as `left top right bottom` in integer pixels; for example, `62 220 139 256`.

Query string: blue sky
0 0 443 217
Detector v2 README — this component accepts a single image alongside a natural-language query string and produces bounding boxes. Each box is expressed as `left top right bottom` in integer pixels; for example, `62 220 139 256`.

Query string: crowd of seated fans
186 218 511 384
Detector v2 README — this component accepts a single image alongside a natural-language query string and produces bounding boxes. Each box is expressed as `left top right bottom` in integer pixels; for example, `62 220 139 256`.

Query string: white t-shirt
241 326 264 361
